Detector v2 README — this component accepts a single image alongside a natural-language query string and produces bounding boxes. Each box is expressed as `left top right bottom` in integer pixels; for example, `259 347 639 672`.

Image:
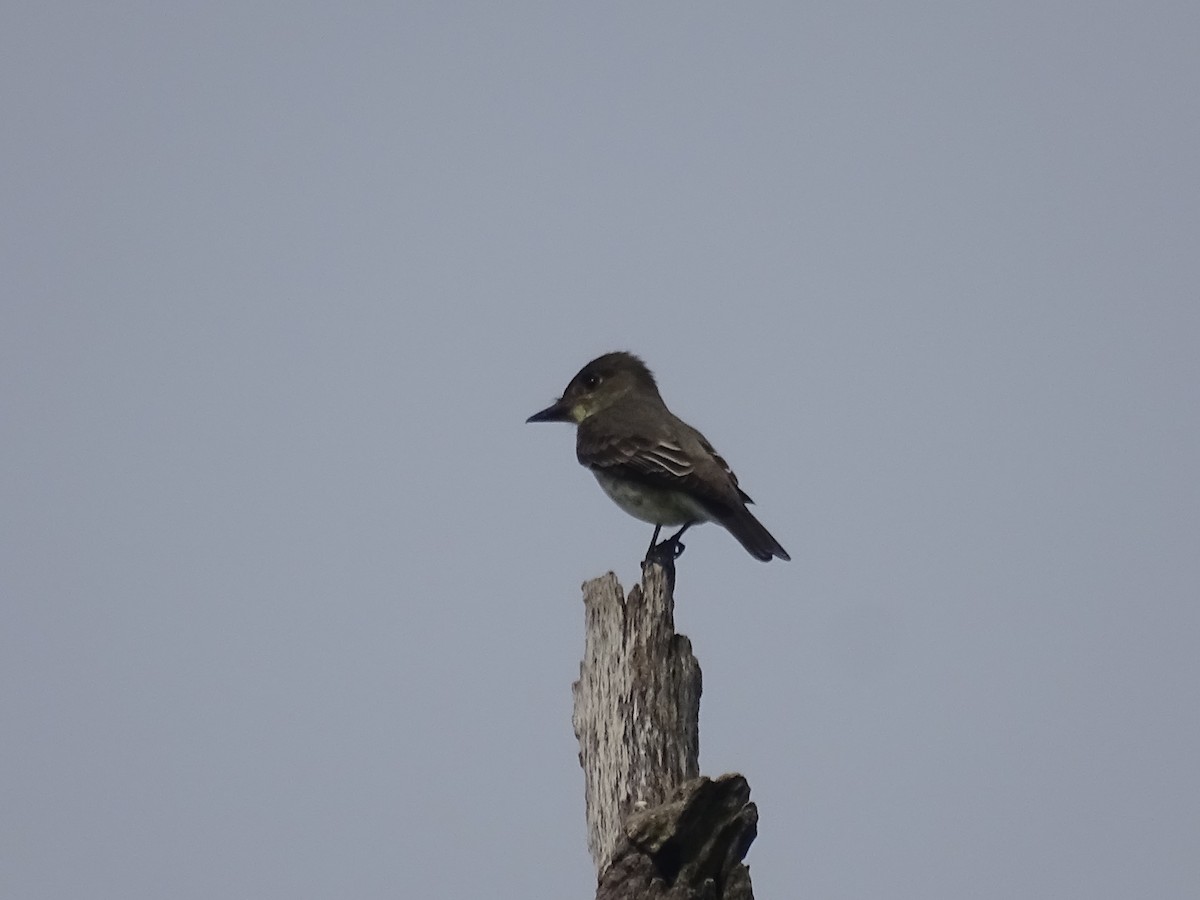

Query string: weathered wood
597 774 758 900
571 562 758 896
572 563 703 873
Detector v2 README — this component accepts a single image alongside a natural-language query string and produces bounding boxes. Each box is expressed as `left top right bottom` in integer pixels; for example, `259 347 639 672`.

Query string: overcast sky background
4 4 1198 898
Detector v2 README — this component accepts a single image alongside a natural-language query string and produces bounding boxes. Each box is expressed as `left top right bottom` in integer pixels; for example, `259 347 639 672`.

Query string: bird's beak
526 399 572 423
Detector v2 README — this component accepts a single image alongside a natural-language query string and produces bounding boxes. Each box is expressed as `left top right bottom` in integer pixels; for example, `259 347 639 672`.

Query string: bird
526 351 790 563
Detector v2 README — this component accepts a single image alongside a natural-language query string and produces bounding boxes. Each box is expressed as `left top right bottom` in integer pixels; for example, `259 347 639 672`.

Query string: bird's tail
720 505 791 562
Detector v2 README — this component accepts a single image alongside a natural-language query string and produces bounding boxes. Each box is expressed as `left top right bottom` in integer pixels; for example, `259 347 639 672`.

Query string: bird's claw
644 537 686 566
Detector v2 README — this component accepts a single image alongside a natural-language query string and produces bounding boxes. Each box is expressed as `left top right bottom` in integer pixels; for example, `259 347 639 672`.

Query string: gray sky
3 4 1198 898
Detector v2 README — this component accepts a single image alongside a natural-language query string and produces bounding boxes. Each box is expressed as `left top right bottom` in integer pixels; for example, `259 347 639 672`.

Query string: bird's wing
578 422 752 510
694 433 755 505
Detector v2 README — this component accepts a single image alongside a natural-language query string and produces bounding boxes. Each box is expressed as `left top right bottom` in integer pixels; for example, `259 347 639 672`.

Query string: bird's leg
644 524 663 561
645 522 695 566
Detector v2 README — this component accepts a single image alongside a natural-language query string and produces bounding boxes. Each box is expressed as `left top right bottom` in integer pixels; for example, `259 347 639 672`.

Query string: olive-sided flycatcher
527 351 790 562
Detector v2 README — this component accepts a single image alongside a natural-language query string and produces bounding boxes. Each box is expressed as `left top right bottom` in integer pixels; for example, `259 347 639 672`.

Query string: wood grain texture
573 563 702 873
573 563 756 897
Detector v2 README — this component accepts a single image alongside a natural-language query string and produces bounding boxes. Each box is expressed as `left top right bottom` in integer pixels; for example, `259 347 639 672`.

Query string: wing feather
578 426 747 512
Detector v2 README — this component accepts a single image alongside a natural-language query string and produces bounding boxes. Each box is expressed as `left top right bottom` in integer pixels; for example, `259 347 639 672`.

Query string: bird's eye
582 373 601 389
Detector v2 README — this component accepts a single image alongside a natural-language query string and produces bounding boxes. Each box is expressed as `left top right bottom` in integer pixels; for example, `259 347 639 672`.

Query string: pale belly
592 470 712 526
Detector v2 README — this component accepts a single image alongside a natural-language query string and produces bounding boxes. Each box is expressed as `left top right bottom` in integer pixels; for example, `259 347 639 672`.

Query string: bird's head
526 351 660 425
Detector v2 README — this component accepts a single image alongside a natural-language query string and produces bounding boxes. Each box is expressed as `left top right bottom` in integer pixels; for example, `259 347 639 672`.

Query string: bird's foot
643 536 685 567
648 535 686 564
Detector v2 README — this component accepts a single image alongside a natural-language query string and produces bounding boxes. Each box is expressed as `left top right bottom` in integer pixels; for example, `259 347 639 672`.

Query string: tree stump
572 562 757 898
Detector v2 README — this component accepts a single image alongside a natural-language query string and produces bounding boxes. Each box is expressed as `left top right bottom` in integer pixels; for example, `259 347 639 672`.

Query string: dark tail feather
720 505 791 562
